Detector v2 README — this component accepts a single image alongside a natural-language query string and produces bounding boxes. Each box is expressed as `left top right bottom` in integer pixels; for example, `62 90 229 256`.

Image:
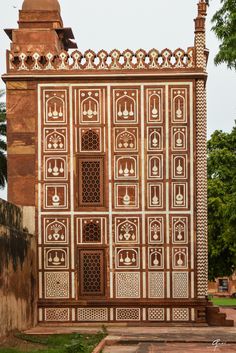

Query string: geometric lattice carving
172 272 188 298
172 308 189 321
77 217 106 244
148 272 164 298
77 308 108 321
45 308 70 321
148 308 165 321
45 272 69 298
116 308 140 321
79 250 105 296
82 219 101 243
81 129 100 151
78 157 104 207
82 161 100 203
116 272 140 298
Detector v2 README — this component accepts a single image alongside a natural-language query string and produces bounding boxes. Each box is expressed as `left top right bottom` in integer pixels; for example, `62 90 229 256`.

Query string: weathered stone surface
5 83 36 206
104 343 236 353
22 206 36 234
22 0 61 12
8 134 35 154
6 82 28 90
8 155 35 178
13 29 61 48
0 199 37 338
7 90 36 134
6 82 36 90
8 177 35 206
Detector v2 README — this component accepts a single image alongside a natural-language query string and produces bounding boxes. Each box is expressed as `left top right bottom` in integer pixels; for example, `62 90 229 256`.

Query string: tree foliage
0 90 7 189
211 0 236 70
208 124 236 280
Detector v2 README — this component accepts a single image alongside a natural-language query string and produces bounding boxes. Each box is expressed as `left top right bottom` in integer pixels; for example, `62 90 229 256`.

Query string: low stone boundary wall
0 199 37 338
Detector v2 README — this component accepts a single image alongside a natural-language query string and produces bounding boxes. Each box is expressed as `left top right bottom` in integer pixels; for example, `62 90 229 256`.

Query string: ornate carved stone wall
36 81 201 323
3 0 209 325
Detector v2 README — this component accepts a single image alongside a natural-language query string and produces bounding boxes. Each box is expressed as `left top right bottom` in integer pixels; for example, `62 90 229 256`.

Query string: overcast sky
0 0 235 200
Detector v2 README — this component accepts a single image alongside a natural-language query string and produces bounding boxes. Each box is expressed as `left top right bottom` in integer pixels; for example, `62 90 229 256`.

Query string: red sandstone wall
0 199 37 338
6 81 37 206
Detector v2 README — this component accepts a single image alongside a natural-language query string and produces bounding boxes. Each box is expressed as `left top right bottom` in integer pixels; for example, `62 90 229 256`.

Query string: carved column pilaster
196 79 208 298
194 0 208 299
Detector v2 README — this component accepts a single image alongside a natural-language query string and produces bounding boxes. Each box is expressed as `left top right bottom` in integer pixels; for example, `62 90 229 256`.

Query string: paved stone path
103 342 236 353
25 326 236 340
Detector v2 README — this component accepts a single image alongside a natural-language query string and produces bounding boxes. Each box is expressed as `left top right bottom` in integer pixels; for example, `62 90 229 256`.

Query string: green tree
211 0 236 70
0 90 7 189
208 124 236 280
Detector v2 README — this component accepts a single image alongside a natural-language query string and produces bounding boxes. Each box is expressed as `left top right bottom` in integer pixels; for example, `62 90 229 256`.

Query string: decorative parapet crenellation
7 48 197 73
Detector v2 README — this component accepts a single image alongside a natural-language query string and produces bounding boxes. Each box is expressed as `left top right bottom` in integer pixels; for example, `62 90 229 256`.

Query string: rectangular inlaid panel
45 308 70 322
77 308 108 322
77 156 105 207
78 249 105 297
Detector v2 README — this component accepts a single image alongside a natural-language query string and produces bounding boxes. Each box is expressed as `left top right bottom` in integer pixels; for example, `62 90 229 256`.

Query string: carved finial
194 0 209 69
195 0 209 32
198 0 208 17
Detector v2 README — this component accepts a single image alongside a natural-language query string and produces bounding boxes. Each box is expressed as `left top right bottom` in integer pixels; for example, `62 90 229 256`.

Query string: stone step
206 306 234 326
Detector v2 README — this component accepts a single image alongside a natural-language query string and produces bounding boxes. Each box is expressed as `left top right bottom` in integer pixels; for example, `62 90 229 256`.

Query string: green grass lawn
211 297 236 307
0 332 106 353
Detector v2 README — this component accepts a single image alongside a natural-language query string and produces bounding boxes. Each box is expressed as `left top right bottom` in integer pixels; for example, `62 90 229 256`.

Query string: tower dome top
22 0 61 12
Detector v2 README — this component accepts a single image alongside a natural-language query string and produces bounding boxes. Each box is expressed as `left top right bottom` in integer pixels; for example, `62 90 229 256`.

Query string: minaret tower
194 0 209 300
